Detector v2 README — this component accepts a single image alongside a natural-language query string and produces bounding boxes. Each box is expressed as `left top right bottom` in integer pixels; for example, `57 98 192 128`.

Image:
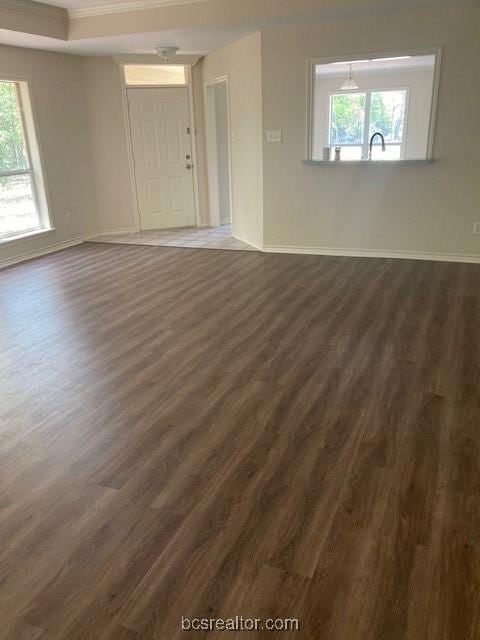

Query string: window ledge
304 159 434 166
0 227 54 247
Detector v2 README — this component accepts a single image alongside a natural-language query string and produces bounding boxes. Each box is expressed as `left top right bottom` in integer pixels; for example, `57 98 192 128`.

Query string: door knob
186 164 192 170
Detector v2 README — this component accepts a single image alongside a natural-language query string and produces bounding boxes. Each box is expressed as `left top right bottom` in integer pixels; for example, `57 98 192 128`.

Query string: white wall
313 68 435 160
198 32 263 246
82 56 137 233
0 45 98 266
214 82 231 225
261 4 480 258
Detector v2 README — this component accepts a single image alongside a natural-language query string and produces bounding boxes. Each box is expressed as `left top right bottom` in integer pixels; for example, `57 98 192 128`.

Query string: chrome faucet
369 132 386 160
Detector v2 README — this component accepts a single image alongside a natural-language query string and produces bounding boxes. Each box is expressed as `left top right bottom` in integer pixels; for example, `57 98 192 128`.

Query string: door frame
203 76 234 231
120 64 201 231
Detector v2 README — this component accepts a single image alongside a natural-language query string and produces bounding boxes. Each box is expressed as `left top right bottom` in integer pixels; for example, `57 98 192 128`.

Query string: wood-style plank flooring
1 242 479 639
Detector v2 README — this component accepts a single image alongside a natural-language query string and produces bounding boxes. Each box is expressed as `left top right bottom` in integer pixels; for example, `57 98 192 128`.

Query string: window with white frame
329 89 407 160
0 80 51 240
308 52 439 162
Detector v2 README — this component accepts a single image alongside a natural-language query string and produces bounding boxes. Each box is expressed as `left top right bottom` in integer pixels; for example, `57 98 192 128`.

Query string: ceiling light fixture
341 64 359 90
155 46 180 61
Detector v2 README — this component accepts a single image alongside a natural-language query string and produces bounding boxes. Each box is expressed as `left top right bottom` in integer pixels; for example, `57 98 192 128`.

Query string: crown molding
0 0 67 21
69 0 207 19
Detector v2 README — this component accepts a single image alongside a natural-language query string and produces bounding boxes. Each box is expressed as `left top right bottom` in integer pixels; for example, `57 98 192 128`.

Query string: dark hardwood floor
1 242 479 640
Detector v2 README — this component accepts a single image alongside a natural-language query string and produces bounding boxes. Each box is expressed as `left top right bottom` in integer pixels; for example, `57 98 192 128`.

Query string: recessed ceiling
36 0 114 6
35 0 205 11
0 25 252 56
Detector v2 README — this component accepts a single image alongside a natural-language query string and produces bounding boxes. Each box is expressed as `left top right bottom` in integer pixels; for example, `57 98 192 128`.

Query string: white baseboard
3 232 479 269
262 244 480 264
0 236 86 270
89 227 139 237
0 227 142 269
232 232 263 251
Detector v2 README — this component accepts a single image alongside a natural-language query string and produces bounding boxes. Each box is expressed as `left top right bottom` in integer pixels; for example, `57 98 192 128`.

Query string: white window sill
0 227 55 247
304 159 434 166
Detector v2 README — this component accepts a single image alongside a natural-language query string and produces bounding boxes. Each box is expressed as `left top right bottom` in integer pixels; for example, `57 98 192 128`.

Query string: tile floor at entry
89 224 256 251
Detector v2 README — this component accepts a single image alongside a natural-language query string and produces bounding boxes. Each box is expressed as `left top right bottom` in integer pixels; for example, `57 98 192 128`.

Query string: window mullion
363 92 372 160
0 169 32 178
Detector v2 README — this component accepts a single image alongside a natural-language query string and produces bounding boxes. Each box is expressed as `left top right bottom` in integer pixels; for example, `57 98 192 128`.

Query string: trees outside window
329 88 407 160
0 80 50 239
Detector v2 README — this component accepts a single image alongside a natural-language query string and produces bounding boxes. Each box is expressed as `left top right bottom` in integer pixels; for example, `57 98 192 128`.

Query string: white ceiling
7 1 458 58
37 0 107 6
316 55 436 78
39 0 131 6
0 25 251 56
37 0 468 10
36 0 204 9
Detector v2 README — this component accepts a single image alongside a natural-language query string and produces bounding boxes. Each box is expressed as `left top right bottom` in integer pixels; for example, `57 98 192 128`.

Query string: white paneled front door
127 87 196 230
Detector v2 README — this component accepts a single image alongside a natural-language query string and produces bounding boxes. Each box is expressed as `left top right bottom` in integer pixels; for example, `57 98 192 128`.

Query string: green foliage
330 90 406 146
370 93 392 137
369 91 406 142
331 93 365 145
0 82 28 172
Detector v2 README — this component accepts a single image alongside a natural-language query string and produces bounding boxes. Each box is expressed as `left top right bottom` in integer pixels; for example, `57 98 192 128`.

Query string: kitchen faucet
369 132 386 160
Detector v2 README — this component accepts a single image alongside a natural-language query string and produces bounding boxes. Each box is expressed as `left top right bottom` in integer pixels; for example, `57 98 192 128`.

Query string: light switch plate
266 130 282 143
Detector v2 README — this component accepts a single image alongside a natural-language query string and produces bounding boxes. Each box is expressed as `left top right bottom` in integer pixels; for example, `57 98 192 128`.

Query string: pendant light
341 64 359 91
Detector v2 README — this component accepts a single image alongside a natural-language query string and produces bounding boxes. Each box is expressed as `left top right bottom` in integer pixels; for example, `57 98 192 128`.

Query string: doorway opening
204 77 233 231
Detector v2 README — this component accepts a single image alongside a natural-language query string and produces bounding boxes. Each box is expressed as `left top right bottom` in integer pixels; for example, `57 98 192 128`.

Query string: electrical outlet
65 212 71 224
473 222 480 235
